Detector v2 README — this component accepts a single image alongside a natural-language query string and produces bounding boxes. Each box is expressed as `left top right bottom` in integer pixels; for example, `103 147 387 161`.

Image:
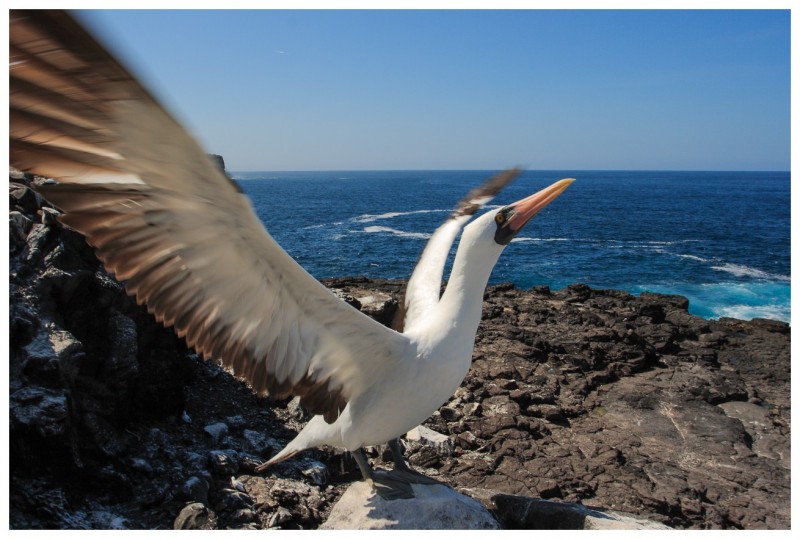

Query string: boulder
320 481 500 530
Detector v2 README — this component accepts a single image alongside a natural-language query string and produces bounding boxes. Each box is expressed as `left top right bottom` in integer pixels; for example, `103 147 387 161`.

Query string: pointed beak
506 178 575 232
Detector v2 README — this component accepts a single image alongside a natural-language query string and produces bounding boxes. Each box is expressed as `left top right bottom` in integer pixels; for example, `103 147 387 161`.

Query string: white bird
9 10 574 498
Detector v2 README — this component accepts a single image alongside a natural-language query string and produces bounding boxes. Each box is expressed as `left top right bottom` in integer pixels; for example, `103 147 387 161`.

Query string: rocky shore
9 173 791 529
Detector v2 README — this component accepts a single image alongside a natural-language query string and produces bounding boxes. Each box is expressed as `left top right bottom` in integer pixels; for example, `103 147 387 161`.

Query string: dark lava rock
174 503 218 530
8 173 790 530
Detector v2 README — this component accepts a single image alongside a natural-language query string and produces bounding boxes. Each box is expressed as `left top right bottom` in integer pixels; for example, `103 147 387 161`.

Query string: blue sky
77 9 790 171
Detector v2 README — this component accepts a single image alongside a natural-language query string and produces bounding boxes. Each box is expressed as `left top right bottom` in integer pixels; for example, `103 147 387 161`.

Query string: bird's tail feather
255 415 342 473
255 447 299 472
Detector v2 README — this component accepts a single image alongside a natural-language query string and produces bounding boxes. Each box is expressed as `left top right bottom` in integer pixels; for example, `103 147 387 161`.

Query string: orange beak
506 178 575 232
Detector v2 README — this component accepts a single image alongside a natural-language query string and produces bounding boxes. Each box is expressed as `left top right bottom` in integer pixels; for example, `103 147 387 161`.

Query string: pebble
174 503 218 530
231 476 247 492
203 422 229 442
301 461 330 486
209 449 239 476
268 506 293 528
406 425 455 456
242 429 269 455
182 476 210 504
440 406 463 422
130 458 153 476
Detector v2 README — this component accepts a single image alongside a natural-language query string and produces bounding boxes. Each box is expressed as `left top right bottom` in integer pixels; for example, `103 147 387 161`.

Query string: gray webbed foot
370 469 441 500
352 446 443 500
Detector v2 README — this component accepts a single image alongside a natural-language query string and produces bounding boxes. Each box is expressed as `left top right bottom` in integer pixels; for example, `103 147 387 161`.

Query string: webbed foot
352 446 442 500
370 467 443 500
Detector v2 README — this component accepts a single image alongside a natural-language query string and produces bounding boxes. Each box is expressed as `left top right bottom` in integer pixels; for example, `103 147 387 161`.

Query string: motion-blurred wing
10 9 411 423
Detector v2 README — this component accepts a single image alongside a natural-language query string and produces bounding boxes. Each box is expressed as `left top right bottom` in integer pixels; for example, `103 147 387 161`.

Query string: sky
71 7 791 172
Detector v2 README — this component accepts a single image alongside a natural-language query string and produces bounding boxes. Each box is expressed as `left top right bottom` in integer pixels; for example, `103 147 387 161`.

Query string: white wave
711 263 790 282
675 254 710 262
512 237 673 247
353 209 447 223
714 304 791 323
354 204 506 224
362 226 431 239
301 220 345 230
629 243 673 249
604 239 700 247
511 237 570 243
640 240 701 245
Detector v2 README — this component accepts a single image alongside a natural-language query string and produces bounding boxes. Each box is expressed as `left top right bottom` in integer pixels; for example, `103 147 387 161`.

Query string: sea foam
711 263 790 282
715 304 791 322
362 226 431 240
354 209 446 223
637 281 791 323
511 237 570 243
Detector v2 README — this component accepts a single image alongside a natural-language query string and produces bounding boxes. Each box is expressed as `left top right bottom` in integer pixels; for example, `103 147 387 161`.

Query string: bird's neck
435 241 502 342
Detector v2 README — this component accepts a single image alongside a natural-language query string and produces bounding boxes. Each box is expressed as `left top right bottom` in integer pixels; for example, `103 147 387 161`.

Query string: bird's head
491 178 575 245
466 178 575 251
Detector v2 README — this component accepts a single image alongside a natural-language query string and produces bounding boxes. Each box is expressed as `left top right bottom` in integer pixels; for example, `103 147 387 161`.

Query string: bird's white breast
339 324 475 449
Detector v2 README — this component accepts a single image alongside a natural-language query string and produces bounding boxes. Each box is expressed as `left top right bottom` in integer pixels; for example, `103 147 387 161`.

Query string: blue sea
233 170 791 323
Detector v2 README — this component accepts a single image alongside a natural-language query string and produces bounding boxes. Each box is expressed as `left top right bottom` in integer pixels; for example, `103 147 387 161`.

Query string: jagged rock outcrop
9 173 790 529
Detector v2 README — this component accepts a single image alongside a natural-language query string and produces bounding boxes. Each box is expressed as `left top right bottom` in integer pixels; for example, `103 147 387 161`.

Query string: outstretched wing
9 9 411 423
396 168 521 331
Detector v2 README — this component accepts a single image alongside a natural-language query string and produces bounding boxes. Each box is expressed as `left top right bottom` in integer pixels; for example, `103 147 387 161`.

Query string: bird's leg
352 444 442 501
352 447 375 483
350 446 414 500
388 438 412 472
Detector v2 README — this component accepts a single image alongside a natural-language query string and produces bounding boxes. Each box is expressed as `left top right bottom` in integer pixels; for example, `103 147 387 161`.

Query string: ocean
232 170 791 323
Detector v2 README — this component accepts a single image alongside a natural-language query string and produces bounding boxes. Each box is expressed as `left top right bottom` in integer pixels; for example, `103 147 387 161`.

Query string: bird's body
267 208 506 464
9 10 574 495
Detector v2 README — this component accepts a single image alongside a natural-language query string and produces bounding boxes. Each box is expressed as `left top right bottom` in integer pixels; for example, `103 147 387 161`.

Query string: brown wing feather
12 10 409 423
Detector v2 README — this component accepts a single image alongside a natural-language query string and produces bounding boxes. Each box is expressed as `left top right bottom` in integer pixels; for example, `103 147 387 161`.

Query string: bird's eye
495 212 506 224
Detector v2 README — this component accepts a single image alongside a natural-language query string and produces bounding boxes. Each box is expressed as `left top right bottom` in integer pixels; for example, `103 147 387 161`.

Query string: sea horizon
230 168 791 177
